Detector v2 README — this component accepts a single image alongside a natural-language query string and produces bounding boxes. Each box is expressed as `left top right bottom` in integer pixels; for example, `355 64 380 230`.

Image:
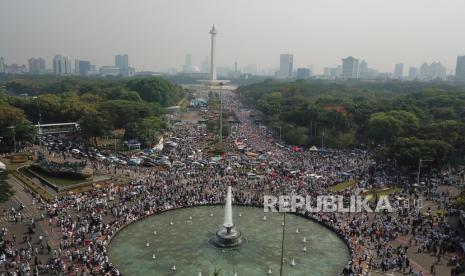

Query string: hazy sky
1 0 465 74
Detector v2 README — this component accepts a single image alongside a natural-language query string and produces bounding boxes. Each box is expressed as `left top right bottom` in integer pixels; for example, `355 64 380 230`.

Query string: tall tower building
278 53 293 79
296 68 310 79
455 55 465 83
359 60 368 79
28 58 46 74
408 67 418 80
209 25 217 81
53 55 72 75
115 54 129 70
75 60 91 76
394 63 404 79
183 54 195 72
342 56 359 79
115 54 134 77
0 57 5 74
201 56 209 73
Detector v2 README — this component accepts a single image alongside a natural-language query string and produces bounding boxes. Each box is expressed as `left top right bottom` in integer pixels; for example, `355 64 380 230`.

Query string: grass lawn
329 179 358 192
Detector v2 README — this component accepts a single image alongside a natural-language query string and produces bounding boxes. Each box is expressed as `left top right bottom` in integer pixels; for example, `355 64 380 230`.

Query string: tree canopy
0 76 184 150
238 80 465 168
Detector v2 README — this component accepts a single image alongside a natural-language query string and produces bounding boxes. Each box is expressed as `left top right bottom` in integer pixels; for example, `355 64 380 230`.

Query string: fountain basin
108 206 349 275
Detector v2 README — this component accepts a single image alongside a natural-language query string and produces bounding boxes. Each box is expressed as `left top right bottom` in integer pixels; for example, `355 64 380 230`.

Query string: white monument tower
199 25 230 87
209 25 218 81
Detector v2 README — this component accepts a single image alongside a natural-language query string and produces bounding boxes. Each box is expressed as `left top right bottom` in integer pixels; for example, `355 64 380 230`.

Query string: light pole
219 82 224 149
417 158 433 189
8 126 16 153
279 212 287 276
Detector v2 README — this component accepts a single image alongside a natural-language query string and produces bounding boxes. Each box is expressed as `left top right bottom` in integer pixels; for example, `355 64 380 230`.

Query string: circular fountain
108 187 350 275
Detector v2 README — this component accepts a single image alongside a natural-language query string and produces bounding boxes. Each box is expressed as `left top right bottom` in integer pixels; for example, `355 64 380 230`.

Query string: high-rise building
201 56 209 73
0 57 5 74
359 60 368 79
342 56 359 79
455 55 465 83
6 64 27 74
53 55 72 75
278 53 293 79
296 68 311 79
28 58 46 74
408 67 418 80
114 54 134 77
182 54 199 72
419 62 447 80
115 54 129 70
394 63 404 79
75 60 91 76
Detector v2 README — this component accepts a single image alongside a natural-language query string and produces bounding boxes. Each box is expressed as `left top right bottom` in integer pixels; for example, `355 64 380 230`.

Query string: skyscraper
278 53 293 79
75 60 91 76
359 60 368 79
455 55 465 83
394 63 404 79
0 57 5 74
53 55 72 75
183 54 197 72
342 56 359 79
115 54 129 70
419 62 447 80
114 54 134 77
28 58 46 74
201 56 209 73
408 67 418 80
296 68 311 79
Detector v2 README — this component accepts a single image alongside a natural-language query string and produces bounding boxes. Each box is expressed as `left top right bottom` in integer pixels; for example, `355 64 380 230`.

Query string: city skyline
1 0 465 74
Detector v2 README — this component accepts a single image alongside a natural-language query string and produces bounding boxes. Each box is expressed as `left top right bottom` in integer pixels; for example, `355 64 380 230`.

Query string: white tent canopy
309 146 318 152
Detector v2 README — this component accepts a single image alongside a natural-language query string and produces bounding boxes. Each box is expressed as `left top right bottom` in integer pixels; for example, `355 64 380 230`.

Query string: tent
0 161 5 170
309 146 318 152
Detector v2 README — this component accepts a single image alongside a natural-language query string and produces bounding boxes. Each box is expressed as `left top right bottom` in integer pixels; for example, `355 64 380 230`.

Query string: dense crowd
1 91 464 276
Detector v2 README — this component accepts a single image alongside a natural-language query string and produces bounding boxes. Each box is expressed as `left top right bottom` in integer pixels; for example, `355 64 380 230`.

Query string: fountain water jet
209 186 244 248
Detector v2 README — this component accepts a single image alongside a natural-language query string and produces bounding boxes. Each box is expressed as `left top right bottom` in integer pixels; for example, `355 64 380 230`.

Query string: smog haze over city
1 0 465 73
2 1 465 276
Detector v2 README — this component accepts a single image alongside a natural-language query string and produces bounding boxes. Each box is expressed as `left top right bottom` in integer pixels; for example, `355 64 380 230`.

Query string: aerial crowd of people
1 91 464 276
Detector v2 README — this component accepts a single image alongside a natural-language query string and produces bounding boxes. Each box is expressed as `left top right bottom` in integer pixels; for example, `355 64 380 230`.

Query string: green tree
0 105 35 150
79 112 113 145
283 126 308 145
126 77 183 106
0 170 15 204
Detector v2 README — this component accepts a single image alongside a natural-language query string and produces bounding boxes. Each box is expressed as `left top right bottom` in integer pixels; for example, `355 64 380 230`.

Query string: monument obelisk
209 25 217 81
199 25 229 87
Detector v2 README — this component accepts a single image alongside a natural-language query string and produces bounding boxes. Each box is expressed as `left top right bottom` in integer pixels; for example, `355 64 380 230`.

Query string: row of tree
238 80 465 168
0 77 184 151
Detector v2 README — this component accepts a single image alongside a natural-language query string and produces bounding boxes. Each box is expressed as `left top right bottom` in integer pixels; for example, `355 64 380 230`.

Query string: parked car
128 157 142 166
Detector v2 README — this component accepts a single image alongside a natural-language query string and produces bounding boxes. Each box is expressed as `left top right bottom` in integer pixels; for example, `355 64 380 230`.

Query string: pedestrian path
0 196 36 223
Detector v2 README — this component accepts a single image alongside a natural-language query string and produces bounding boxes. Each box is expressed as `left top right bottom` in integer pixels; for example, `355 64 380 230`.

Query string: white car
128 157 142 165
116 159 127 165
71 149 80 154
